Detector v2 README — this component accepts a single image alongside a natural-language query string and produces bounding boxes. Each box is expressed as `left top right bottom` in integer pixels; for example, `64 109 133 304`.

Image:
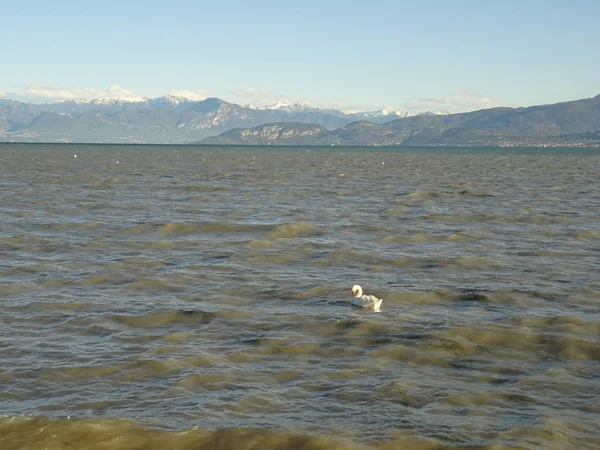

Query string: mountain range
0 96 419 144
1 94 599 147
201 94 600 147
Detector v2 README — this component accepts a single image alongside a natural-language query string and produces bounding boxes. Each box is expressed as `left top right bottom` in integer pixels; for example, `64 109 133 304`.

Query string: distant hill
204 122 333 146
201 94 600 147
0 96 424 144
2 94 599 146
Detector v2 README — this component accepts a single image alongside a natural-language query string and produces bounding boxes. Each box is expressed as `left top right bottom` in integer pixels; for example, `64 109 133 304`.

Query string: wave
380 231 485 243
122 222 271 235
404 189 497 198
0 235 51 250
184 184 233 192
110 310 217 329
425 212 576 224
0 416 457 450
265 222 323 239
571 229 600 240
125 278 185 292
45 221 101 231
427 318 600 361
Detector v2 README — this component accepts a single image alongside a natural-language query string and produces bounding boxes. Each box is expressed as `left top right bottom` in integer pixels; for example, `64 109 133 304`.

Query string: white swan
351 285 383 311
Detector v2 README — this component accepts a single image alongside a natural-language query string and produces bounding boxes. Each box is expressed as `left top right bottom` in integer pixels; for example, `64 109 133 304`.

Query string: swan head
351 285 362 297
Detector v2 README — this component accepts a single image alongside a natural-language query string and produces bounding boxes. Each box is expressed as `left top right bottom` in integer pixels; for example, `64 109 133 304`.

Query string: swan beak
351 290 355 296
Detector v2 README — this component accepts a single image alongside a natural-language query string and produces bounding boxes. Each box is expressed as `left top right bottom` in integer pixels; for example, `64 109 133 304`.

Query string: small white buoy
116 161 119 164
382 161 385 165
74 154 77 158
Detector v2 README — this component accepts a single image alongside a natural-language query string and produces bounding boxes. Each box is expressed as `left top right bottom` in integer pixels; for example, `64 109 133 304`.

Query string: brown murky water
1 144 599 450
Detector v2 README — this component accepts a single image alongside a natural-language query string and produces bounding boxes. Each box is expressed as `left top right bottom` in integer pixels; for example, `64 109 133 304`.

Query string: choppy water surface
1 144 599 450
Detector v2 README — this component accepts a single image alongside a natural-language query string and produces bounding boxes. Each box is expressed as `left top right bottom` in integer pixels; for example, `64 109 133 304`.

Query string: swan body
351 285 383 311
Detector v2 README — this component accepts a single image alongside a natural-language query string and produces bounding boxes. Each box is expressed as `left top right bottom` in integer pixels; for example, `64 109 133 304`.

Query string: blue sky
1 0 599 112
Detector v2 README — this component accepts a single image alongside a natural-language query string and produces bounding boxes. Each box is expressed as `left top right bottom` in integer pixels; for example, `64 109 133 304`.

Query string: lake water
1 144 599 450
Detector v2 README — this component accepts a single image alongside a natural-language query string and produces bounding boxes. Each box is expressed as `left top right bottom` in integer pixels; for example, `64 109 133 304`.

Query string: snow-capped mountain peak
153 95 189 105
71 96 148 105
254 100 318 112
357 109 411 119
